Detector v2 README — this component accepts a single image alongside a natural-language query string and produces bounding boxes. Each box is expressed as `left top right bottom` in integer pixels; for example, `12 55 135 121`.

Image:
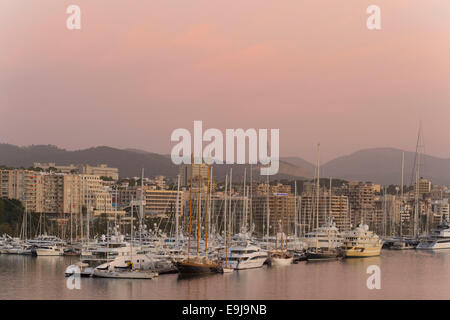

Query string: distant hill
3 144 448 185
321 148 450 186
281 156 316 173
0 144 313 181
0 144 176 179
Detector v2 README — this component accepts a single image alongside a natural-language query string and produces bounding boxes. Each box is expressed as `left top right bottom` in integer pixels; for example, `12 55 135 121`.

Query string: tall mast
187 154 194 261
315 143 321 250
224 175 228 266
329 177 332 223
294 181 297 239
250 164 253 235
266 175 270 243
205 165 210 255
175 174 180 244
130 196 133 264
228 168 233 237
197 162 202 257
400 151 404 237
208 167 213 246
414 125 422 238
69 188 73 244
243 168 247 232
140 168 144 245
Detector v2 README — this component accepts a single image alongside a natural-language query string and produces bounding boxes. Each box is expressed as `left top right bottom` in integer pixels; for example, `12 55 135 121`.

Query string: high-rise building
415 178 431 195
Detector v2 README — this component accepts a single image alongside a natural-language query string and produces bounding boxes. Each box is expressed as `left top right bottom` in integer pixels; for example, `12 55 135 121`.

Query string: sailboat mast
400 151 404 237
205 165 210 255
197 163 202 257
188 154 194 261
243 168 246 232
130 196 133 264
315 143 321 250
140 168 144 245
70 189 73 244
228 168 233 236
294 181 297 239
414 126 421 238
329 177 332 223
224 175 228 266
175 174 180 244
209 167 213 246
250 164 253 234
266 175 270 243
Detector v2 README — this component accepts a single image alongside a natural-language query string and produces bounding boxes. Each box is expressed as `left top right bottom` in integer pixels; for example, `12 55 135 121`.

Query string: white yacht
95 251 174 274
222 241 268 270
303 219 343 250
34 245 64 256
416 220 450 250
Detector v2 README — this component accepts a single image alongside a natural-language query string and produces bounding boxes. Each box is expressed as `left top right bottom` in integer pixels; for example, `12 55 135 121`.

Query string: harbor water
1 250 449 299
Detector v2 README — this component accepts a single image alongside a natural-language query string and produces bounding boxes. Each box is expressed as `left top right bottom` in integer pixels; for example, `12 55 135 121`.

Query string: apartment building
144 189 184 218
33 163 119 180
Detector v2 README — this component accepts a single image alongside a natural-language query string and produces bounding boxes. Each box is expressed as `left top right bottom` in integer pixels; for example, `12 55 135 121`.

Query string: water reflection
0 250 450 299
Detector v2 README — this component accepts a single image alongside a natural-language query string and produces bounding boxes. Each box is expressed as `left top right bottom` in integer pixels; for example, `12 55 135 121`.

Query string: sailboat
306 144 343 261
269 227 293 266
175 158 221 274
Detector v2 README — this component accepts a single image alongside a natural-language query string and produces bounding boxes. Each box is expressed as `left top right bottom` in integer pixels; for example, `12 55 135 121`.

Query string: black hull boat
293 251 307 263
306 248 344 261
175 258 220 274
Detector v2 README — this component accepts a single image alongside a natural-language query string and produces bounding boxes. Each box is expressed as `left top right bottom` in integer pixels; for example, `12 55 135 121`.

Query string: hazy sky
1 1 449 163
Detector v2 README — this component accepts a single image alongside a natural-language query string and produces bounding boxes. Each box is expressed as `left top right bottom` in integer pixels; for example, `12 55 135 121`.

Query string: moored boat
174 256 221 274
416 220 450 250
269 249 293 266
343 223 382 258
92 268 157 279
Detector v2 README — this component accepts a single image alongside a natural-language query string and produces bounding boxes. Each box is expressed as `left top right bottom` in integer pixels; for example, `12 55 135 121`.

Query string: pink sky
0 1 449 163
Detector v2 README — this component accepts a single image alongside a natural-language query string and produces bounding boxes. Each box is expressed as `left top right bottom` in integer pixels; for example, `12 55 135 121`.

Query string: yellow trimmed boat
343 223 382 258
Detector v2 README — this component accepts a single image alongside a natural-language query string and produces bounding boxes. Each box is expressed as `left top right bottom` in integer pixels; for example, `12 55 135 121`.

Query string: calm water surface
1 250 449 299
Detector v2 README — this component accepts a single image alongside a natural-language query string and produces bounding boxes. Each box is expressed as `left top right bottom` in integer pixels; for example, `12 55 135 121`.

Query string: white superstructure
416 220 450 250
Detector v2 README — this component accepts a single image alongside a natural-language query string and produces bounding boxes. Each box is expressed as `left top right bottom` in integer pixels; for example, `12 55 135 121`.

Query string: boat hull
93 269 157 279
175 261 220 274
344 245 382 258
233 257 267 270
416 241 450 250
34 249 63 256
306 250 342 261
270 257 293 266
220 267 234 273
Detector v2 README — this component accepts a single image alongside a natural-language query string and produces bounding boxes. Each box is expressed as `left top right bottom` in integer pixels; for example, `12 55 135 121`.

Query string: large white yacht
416 220 450 250
303 218 344 250
222 241 268 270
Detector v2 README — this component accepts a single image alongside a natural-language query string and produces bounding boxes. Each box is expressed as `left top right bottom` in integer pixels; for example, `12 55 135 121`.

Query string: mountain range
1 144 449 185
